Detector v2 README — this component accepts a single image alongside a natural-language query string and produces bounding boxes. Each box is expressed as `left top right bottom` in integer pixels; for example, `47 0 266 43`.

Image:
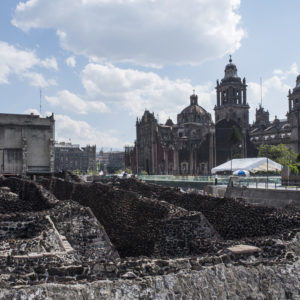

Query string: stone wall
1 259 300 299
1 176 300 299
108 178 300 240
40 176 219 257
0 177 119 288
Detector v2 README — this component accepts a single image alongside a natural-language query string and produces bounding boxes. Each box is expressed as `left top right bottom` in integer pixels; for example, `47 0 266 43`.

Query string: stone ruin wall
1 259 300 300
0 175 300 299
40 176 219 257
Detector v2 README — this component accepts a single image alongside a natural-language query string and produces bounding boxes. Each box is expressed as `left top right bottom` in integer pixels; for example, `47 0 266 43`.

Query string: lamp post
267 157 269 188
230 146 233 175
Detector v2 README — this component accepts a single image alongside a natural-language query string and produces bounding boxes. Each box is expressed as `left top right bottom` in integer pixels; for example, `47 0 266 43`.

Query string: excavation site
0 173 300 299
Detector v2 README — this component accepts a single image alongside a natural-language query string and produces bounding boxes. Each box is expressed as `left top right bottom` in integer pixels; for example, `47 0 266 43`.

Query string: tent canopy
211 157 282 174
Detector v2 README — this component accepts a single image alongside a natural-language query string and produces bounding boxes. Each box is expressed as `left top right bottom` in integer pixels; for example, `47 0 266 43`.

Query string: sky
1 0 300 150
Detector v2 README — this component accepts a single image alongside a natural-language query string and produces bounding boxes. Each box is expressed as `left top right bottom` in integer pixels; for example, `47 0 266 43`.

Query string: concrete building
0 113 55 175
54 142 96 173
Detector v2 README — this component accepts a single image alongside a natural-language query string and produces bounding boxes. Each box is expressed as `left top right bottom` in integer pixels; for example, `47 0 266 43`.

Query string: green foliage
107 166 121 174
258 144 296 166
296 152 300 162
114 169 124 175
96 161 101 171
140 170 148 175
229 125 242 145
74 169 81 175
125 168 133 174
289 164 299 174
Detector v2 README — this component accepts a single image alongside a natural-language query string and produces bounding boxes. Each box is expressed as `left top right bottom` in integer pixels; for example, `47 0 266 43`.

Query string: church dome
177 94 211 124
165 118 174 126
224 56 238 79
180 103 208 116
292 74 300 93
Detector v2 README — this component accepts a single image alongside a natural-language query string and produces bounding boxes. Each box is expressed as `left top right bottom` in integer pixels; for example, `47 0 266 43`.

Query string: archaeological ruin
0 174 300 299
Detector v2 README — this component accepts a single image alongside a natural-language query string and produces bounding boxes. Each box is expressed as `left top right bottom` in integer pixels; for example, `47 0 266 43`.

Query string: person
214 174 218 185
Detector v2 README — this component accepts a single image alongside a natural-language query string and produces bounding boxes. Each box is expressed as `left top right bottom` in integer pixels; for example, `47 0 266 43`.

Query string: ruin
0 174 300 299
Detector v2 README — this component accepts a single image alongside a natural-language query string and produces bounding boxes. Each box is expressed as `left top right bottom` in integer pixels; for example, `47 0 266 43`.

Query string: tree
229 125 242 158
229 125 242 145
258 144 296 166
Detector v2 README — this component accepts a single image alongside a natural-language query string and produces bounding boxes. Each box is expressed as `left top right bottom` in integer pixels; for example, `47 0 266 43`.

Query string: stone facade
98 149 124 173
133 59 300 174
249 75 300 152
135 94 215 175
0 113 55 175
54 142 96 173
214 57 254 165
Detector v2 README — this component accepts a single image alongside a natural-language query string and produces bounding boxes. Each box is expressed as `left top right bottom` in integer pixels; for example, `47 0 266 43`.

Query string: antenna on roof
260 77 263 107
39 88 42 115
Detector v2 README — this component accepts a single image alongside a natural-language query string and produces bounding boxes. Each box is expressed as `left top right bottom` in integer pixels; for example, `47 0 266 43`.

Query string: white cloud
81 63 215 122
23 108 127 148
248 63 298 121
0 41 57 85
23 108 40 115
45 89 109 114
22 72 57 87
13 0 245 66
54 114 127 148
66 56 76 67
40 57 58 70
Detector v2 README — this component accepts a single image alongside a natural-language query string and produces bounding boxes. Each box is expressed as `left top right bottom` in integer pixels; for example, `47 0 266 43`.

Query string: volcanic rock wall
111 178 300 240
1 259 300 299
40 177 219 257
1 176 300 299
0 177 119 287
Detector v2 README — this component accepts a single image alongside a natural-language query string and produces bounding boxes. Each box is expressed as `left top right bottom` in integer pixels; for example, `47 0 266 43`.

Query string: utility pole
40 88 42 115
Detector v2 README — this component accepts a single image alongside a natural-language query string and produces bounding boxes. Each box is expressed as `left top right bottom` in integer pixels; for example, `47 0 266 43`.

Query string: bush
289 164 299 174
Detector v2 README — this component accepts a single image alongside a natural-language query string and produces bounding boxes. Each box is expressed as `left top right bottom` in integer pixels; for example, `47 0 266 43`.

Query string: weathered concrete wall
225 186 300 209
1 260 300 299
0 113 54 174
203 185 226 197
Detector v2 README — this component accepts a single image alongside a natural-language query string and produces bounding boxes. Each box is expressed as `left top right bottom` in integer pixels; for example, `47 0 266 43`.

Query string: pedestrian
215 174 218 185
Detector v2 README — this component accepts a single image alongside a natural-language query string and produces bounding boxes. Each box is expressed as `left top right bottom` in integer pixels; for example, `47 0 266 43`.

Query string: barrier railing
231 177 300 190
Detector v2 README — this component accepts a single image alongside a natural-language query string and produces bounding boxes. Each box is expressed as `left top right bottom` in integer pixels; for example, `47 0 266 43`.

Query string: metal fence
231 176 300 190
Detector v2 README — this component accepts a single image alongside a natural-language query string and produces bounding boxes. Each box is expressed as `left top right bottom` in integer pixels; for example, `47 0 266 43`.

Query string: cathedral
128 58 300 175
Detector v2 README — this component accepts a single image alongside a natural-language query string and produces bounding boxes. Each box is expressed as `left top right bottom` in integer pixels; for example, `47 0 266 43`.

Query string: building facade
135 93 215 175
249 75 300 153
98 149 125 173
54 142 96 173
0 113 55 175
133 58 300 175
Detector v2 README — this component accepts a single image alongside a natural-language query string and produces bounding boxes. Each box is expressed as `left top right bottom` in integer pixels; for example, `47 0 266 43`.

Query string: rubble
0 174 300 299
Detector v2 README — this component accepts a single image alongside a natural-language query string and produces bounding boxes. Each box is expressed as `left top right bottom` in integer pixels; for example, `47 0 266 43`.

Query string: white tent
211 157 282 174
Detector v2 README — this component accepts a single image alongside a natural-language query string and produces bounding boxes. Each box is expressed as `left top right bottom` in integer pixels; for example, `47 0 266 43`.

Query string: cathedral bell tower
214 56 249 130
214 56 250 165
